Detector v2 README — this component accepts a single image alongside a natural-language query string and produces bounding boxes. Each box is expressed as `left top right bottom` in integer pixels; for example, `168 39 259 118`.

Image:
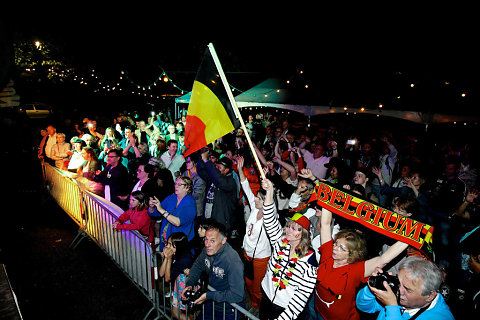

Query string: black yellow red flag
183 45 240 157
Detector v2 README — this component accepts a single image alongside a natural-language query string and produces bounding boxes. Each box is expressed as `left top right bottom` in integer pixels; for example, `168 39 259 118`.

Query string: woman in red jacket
113 191 154 242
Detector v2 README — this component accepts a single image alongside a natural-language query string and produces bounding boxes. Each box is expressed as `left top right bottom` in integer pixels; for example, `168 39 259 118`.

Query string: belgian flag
183 45 241 158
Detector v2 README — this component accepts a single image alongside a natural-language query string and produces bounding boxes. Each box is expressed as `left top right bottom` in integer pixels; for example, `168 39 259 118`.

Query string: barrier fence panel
42 163 160 319
42 163 259 320
44 164 84 227
155 278 259 320
81 191 156 302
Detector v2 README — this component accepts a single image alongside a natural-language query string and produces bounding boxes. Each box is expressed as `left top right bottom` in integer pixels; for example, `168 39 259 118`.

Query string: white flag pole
208 43 266 180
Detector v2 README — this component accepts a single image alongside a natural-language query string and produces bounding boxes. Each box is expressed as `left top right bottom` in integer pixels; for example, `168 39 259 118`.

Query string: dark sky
7 8 480 115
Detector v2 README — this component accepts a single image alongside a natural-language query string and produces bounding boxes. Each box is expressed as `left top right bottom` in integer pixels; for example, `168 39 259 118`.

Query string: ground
0 144 152 320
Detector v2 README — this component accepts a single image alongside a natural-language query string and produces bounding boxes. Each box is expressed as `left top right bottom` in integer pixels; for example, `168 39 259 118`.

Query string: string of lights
47 64 473 114
19 39 471 114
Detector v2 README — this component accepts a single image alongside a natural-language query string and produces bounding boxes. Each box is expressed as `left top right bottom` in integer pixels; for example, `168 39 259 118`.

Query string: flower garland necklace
271 238 301 290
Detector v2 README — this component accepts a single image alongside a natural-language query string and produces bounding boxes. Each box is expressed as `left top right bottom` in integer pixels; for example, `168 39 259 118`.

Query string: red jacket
115 207 154 242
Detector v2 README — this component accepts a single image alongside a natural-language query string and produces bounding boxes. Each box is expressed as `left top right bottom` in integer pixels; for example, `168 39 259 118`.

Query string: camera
182 287 207 309
368 272 400 293
182 271 208 307
183 288 204 302
105 140 113 149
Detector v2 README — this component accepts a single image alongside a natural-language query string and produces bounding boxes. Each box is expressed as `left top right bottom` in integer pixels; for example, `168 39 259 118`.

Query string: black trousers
259 288 307 320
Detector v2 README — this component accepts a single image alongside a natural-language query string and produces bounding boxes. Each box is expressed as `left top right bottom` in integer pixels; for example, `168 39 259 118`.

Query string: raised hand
237 155 244 169
466 189 479 203
298 168 314 180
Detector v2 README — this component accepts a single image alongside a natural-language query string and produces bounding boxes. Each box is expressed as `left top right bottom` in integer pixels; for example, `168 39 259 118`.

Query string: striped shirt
261 202 317 320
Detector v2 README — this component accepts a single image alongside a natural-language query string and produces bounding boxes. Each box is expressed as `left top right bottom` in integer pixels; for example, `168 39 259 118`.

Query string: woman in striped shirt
259 178 317 320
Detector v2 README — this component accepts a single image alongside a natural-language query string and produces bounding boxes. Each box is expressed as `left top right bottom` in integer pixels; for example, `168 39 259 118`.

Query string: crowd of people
37 109 480 319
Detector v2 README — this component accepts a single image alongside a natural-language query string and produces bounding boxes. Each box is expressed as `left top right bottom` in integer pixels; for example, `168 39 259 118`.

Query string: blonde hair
283 220 312 258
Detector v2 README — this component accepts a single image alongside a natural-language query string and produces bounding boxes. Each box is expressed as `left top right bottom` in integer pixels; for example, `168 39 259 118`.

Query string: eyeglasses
175 182 186 187
137 169 144 172
333 240 349 253
107 155 119 158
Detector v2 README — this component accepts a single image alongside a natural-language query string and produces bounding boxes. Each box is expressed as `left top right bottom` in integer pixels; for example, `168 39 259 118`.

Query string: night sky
5 8 480 116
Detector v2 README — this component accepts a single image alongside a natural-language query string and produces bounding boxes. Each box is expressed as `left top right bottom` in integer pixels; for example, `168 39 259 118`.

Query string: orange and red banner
310 181 434 257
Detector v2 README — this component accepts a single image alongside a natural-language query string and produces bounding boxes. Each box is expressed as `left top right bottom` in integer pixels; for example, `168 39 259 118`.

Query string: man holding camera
182 221 245 320
356 256 454 319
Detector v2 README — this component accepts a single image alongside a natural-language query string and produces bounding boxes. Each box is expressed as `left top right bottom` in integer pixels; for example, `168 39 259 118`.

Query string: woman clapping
148 176 197 252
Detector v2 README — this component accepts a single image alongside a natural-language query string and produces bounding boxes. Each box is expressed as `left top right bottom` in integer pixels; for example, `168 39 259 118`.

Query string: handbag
242 227 262 280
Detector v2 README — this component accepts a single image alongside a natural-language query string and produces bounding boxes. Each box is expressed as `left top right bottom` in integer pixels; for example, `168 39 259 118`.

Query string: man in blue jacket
356 256 454 319
183 221 245 320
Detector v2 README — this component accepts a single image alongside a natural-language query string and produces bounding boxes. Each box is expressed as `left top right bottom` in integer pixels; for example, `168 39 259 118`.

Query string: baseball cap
217 157 233 171
287 213 311 231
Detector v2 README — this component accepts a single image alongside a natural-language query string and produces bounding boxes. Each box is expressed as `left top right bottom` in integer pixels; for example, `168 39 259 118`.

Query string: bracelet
163 210 169 218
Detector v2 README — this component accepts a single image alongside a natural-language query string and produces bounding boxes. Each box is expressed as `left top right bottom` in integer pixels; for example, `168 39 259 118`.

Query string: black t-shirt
171 252 194 283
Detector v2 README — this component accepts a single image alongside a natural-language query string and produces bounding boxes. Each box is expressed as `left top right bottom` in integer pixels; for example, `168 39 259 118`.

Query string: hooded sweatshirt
185 241 245 305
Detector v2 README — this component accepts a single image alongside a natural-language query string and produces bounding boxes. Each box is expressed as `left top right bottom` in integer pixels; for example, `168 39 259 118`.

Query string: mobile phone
347 139 356 145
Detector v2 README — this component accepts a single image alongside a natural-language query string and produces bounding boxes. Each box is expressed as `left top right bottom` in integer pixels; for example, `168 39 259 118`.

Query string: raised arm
148 196 181 227
236 156 246 182
320 207 333 245
252 142 268 168
262 178 283 243
273 155 297 181
363 241 408 278
298 137 310 156
455 189 479 220
158 247 174 282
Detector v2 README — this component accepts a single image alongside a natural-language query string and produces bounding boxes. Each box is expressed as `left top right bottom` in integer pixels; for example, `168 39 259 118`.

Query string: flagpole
208 43 266 180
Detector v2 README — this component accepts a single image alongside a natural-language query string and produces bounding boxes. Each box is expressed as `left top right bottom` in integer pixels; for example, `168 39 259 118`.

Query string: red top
116 207 154 242
314 240 367 320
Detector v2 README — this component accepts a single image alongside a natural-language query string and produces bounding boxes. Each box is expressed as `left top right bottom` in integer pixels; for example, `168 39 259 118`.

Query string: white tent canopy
176 78 479 125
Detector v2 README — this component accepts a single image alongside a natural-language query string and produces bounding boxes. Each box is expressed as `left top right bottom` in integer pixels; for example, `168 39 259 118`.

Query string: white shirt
241 179 272 259
68 151 85 170
302 151 330 179
160 151 185 179
45 133 57 158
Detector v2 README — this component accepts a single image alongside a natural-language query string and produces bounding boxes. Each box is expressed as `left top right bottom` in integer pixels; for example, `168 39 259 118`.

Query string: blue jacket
149 193 197 252
356 285 454 320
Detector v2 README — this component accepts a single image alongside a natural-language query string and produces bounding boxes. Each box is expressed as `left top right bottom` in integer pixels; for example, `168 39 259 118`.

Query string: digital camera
183 288 204 302
183 271 208 307
368 272 400 293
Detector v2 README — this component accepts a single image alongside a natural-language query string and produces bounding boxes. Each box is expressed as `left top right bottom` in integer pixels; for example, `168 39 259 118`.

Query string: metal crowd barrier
42 163 259 320
43 163 84 227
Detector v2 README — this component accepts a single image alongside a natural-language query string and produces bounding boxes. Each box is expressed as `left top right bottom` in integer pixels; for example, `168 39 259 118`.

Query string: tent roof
176 77 479 124
175 91 191 104
235 77 328 106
